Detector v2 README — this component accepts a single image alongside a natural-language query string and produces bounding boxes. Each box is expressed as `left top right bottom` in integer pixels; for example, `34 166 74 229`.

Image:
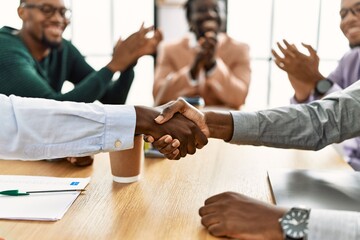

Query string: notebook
268 169 360 211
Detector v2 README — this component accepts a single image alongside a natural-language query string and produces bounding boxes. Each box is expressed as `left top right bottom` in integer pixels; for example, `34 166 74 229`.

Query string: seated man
0 0 162 166
153 0 250 109
271 0 360 170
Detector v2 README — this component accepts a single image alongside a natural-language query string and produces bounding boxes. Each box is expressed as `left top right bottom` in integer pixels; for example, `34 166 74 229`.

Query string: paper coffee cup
109 135 144 183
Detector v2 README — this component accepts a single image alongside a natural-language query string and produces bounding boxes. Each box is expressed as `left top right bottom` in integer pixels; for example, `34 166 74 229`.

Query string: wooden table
0 140 352 240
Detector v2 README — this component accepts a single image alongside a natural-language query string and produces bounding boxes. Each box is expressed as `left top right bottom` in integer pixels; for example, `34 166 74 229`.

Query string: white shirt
0 94 136 160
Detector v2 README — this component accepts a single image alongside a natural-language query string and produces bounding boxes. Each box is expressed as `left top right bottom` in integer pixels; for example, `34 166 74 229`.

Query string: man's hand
155 98 209 136
135 105 207 158
107 23 163 72
144 99 208 160
190 31 218 79
148 98 234 159
272 40 325 101
199 192 286 239
144 134 180 160
66 155 94 167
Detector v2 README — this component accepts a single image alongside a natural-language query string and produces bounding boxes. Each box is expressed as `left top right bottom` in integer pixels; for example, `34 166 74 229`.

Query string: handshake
134 98 234 160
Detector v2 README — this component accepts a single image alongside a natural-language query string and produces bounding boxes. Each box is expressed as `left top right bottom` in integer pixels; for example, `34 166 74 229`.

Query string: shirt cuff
102 105 136 152
308 209 360 240
290 83 342 104
228 111 259 144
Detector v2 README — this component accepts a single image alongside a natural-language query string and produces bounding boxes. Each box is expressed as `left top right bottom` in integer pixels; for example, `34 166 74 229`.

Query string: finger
194 127 208 149
276 42 293 59
143 135 154 143
199 205 218 216
273 57 285 69
301 42 318 58
200 213 221 228
153 29 163 42
178 132 189 158
155 100 185 124
204 192 228 205
207 223 226 238
158 140 180 155
291 43 299 51
138 22 145 31
186 130 197 155
282 39 298 57
165 148 180 160
271 49 284 61
67 156 94 167
151 135 173 149
141 25 155 36
283 39 297 54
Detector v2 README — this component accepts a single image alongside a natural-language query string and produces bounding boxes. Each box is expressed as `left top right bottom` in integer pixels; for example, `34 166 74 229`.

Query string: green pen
0 189 85 196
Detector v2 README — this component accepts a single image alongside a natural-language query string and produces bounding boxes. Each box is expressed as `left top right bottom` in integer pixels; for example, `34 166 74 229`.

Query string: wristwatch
279 207 311 240
314 78 333 96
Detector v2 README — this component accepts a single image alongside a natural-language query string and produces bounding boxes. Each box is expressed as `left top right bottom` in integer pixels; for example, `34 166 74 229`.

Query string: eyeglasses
340 4 360 20
20 3 72 19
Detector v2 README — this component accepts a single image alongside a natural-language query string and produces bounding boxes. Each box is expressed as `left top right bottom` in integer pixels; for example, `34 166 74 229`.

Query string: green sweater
0 26 134 104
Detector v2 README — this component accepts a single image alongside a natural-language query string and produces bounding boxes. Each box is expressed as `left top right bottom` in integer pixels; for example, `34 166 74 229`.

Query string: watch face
316 79 333 95
280 208 310 239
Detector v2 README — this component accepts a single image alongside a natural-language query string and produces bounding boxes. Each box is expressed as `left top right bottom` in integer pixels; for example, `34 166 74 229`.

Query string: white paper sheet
0 175 90 221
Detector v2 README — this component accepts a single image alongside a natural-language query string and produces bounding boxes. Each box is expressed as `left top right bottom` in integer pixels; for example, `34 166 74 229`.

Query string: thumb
155 99 186 124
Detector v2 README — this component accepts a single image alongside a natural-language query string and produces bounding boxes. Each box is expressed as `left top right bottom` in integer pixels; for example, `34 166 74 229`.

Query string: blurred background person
271 0 360 170
153 0 250 109
0 0 162 166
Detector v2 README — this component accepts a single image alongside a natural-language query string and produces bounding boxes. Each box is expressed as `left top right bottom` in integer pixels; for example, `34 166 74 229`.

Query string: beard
41 35 62 49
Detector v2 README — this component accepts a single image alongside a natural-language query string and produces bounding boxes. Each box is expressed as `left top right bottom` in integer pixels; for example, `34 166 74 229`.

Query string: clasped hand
144 98 209 160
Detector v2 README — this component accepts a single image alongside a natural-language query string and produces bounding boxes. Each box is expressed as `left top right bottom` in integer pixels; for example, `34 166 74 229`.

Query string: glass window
0 2 22 29
228 0 272 59
0 1 350 108
71 0 112 55
227 0 349 108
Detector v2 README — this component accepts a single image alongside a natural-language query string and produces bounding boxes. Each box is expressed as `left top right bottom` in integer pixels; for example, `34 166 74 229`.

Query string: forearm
154 79 185 106
100 66 135 104
204 110 233 141
154 67 196 105
291 83 343 104
1 64 113 102
61 67 114 102
205 60 250 109
0 94 136 160
230 81 360 149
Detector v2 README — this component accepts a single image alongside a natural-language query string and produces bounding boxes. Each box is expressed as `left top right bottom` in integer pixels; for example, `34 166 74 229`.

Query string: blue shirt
0 94 136 160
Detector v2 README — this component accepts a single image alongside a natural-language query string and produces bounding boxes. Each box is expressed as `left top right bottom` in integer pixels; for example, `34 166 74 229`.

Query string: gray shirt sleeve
308 209 360 240
229 80 360 150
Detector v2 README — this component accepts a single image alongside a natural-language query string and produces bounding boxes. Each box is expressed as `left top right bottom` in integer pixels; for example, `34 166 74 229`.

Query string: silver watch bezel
279 207 310 240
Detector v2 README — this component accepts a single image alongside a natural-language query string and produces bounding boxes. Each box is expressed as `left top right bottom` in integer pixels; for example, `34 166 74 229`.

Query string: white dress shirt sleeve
308 209 360 240
0 94 136 160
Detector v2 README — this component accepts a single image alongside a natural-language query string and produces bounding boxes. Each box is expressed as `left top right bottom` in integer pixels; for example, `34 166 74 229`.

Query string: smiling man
153 0 251 109
0 0 162 166
271 0 360 171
